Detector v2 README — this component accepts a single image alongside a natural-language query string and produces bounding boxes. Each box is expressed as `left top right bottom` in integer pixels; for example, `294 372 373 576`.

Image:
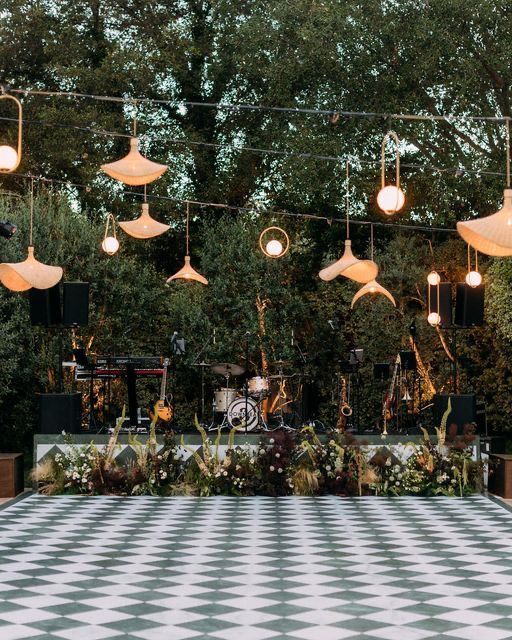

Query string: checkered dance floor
2 495 512 640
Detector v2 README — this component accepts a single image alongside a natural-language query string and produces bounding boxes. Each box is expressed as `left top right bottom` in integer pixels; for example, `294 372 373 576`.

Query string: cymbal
270 359 292 368
193 361 211 367
211 362 245 377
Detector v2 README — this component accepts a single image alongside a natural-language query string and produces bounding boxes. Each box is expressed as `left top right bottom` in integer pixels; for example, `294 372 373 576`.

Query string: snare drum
248 376 269 397
214 388 238 413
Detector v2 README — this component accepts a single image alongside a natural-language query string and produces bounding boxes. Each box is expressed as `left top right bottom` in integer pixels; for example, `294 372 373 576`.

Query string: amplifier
38 393 82 434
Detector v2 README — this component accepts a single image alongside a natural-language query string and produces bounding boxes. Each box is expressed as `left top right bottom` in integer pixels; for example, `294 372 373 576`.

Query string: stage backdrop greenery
1 1 512 452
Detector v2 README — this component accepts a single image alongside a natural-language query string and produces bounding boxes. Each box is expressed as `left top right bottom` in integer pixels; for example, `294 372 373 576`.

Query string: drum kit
202 361 300 432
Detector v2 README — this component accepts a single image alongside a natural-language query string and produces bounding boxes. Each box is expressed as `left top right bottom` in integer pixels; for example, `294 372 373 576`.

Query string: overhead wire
7 86 512 123
5 170 457 234
0 114 504 178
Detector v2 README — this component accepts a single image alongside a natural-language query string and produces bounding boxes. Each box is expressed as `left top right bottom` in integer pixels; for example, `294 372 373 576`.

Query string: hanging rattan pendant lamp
166 202 208 285
100 106 168 186
457 119 512 256
0 180 63 291
119 187 170 239
319 161 378 283
351 224 395 308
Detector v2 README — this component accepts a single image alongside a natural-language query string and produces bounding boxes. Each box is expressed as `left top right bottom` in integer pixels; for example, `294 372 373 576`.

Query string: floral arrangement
32 411 484 498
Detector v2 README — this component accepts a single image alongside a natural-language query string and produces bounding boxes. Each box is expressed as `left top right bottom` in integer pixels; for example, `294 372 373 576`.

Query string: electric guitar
152 358 173 422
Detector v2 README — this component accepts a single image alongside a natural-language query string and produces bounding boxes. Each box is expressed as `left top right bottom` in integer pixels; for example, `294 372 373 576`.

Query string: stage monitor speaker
29 284 62 326
400 350 417 371
455 283 485 327
427 283 452 327
38 393 82 434
63 282 89 327
433 393 477 434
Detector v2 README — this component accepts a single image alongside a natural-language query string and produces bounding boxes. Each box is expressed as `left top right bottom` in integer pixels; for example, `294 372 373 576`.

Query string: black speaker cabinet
63 282 89 327
38 393 82 434
29 284 62 326
455 283 485 327
433 393 477 434
427 283 452 327
399 350 417 371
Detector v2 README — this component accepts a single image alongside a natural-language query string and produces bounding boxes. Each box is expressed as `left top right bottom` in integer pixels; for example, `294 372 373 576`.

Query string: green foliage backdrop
1 1 512 451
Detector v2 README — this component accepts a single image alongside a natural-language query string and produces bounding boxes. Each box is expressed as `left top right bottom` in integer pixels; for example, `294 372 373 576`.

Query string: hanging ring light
101 213 119 255
0 178 63 291
166 201 208 285
377 131 405 215
465 245 482 287
426 240 441 285
350 224 396 308
319 160 379 283
119 185 170 239
259 226 289 258
457 118 512 255
0 89 23 173
100 101 168 186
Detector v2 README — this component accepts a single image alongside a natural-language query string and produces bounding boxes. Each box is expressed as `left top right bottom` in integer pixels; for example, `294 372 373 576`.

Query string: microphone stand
244 332 250 435
191 330 215 425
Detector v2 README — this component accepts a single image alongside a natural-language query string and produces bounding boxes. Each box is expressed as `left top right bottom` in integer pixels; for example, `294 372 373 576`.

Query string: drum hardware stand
192 329 215 425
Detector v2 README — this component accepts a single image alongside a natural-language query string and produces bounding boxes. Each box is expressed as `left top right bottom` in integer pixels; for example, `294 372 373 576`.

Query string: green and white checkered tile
2 495 512 640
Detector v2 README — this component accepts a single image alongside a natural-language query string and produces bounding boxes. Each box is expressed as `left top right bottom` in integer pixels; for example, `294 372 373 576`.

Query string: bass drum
227 396 259 431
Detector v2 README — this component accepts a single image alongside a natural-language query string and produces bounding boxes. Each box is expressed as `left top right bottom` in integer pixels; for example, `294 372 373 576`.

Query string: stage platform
34 433 481 468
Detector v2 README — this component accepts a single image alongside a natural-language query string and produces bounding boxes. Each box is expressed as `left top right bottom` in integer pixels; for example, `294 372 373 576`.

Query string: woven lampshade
166 255 208 285
350 279 396 309
101 137 168 186
119 202 170 239
457 189 512 256
0 246 63 291
319 240 379 283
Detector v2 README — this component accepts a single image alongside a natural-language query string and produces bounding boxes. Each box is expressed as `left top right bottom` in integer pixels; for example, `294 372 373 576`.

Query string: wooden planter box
488 454 512 499
0 453 24 499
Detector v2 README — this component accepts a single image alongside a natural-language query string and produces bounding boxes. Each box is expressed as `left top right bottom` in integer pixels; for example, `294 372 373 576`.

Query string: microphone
291 329 294 346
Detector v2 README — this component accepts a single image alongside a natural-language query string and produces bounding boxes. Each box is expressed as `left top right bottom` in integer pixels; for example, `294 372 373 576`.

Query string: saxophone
336 376 352 431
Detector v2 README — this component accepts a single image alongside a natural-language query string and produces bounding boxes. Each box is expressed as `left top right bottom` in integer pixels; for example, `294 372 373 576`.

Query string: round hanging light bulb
427 270 441 286
427 312 441 326
0 145 18 171
259 226 290 259
465 270 482 288
377 185 405 215
266 239 283 257
101 236 120 256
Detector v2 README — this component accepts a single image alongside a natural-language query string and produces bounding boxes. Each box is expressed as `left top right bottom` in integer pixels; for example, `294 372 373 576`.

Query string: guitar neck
160 361 169 400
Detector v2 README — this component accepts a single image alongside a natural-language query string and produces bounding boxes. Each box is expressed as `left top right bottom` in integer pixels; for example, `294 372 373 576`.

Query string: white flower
250 458 255 464
259 449 266 455
61 430 66 436
397 473 402 480
223 471 228 476
275 453 280 458
325 465 331 471
389 476 395 482
385 459 392 467
270 465 275 472
451 479 457 485
393 465 400 473
277 468 283 474
395 481 400 486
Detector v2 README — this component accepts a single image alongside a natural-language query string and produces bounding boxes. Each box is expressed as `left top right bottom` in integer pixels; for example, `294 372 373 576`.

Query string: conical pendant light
166 202 208 285
319 161 378 283
100 109 167 186
351 224 395 308
119 187 170 239
457 119 512 256
0 180 63 291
